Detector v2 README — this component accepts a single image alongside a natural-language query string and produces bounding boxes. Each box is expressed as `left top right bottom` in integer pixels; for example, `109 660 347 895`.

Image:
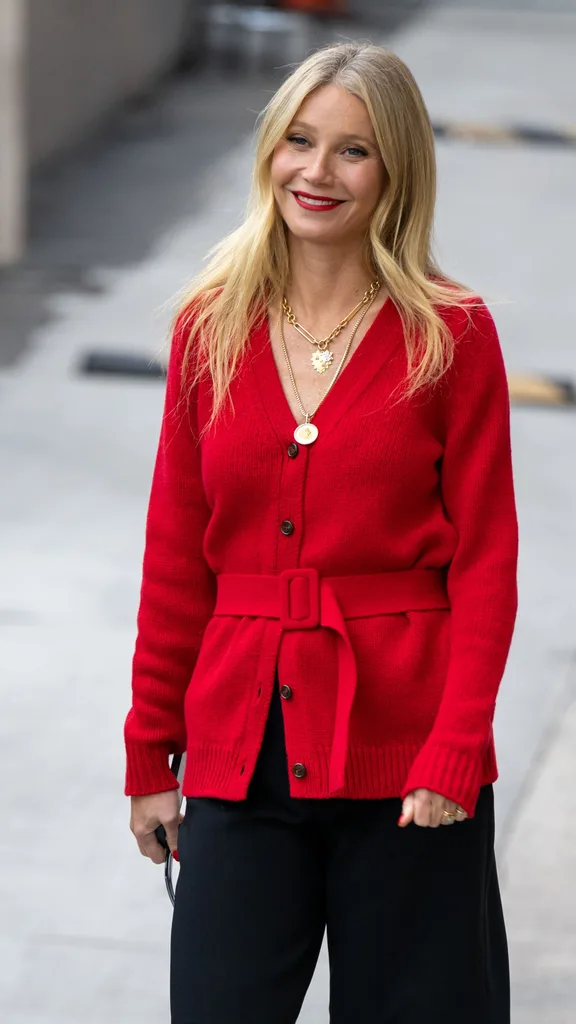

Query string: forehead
292 84 375 139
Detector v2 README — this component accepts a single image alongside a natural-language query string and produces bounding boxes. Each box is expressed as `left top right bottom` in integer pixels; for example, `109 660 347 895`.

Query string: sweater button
280 520 295 536
287 443 299 459
280 684 292 700
292 762 307 779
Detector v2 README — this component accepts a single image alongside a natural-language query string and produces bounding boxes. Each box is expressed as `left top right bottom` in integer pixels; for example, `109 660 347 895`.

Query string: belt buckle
279 568 320 630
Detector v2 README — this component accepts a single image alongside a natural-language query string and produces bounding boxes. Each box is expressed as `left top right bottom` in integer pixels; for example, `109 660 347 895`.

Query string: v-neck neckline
249 296 404 446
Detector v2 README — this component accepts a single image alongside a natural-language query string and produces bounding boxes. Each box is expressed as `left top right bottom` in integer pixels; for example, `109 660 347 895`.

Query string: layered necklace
282 279 380 376
279 279 380 446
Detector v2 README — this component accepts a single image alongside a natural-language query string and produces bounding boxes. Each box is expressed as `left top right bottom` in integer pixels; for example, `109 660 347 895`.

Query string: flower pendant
311 349 333 374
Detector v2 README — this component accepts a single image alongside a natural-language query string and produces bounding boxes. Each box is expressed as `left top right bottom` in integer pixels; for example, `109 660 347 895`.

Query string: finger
137 832 167 865
429 795 448 829
413 791 433 828
163 816 180 853
439 799 460 827
398 794 414 827
438 798 461 823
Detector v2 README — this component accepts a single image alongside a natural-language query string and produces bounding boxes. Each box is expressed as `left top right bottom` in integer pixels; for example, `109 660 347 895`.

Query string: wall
0 0 26 262
26 0 195 167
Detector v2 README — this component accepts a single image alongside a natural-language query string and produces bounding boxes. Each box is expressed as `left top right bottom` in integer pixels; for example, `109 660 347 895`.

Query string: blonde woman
125 43 518 1023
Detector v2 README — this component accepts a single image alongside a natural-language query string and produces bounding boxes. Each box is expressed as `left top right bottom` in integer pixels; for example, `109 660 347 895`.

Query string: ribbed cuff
124 740 180 797
400 742 485 818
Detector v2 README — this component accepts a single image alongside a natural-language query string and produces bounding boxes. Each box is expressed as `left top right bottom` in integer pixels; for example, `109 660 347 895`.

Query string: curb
432 122 576 148
78 354 576 408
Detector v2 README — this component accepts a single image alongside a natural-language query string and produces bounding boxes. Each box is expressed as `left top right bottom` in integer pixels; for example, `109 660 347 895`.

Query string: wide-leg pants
171 677 510 1023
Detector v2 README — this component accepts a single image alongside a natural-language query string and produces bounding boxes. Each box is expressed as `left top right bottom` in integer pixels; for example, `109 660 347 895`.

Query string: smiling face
270 84 386 248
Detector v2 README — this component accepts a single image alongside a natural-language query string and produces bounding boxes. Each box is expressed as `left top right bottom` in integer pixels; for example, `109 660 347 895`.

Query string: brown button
287 443 299 459
280 684 292 700
292 763 307 779
280 520 295 536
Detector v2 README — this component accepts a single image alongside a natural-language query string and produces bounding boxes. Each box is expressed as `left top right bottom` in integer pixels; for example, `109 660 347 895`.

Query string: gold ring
442 809 457 821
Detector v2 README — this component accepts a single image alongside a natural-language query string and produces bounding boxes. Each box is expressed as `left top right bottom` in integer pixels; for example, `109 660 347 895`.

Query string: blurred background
1 1 575 1021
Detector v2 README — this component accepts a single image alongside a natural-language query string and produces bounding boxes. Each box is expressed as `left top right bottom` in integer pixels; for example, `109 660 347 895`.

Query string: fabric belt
215 568 450 794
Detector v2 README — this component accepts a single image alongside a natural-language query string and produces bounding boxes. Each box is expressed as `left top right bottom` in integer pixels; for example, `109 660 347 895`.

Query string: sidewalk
1 6 575 1023
502 659 576 1022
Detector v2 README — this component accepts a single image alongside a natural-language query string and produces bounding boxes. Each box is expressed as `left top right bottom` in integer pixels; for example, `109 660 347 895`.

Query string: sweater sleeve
401 303 519 817
123 318 216 796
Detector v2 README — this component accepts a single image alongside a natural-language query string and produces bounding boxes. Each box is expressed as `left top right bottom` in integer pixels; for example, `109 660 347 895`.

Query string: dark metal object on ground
78 352 165 378
433 120 576 147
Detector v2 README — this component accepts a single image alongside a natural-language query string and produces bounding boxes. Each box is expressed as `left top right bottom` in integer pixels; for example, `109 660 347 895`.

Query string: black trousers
171 679 510 1023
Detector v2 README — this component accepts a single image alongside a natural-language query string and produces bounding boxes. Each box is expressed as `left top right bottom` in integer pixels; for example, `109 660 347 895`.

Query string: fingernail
397 815 404 825
172 849 179 862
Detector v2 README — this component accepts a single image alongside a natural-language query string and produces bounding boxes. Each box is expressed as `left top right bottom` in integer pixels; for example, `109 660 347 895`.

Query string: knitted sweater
123 297 518 818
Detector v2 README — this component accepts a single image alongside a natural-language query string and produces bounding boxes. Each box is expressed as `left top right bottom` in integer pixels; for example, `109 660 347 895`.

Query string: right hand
130 789 181 865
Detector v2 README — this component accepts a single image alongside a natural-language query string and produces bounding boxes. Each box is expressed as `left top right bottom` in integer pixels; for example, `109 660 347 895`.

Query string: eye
286 134 309 147
344 146 368 158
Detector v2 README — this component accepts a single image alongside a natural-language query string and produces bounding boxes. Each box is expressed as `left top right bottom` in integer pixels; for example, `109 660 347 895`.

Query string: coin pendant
311 349 333 374
294 422 319 445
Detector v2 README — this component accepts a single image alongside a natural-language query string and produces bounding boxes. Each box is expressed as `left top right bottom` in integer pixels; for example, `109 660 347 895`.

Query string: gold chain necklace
279 291 376 446
282 279 380 376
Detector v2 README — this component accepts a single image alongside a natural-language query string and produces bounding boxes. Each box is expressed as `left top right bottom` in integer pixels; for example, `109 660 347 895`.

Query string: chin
287 226 337 244
282 211 339 239
287 223 351 246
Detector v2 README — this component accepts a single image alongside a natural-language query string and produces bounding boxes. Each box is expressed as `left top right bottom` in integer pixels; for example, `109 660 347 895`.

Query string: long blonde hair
177 42 475 425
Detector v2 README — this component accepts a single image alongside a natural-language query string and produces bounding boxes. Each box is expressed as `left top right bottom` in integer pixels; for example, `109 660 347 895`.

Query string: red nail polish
172 849 179 862
397 815 404 825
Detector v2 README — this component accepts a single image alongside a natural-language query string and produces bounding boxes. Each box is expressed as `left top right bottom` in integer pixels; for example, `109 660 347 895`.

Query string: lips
290 191 345 212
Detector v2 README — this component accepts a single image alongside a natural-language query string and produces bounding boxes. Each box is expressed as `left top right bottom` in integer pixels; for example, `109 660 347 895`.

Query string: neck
285 238 377 323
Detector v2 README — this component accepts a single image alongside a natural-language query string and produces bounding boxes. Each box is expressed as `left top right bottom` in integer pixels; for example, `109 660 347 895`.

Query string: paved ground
1 5 575 1022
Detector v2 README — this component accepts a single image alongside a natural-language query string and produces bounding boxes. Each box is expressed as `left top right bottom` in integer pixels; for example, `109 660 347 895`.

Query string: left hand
398 788 468 828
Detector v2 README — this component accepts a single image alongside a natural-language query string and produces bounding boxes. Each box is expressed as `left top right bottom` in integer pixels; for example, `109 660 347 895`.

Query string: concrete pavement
1 5 575 1022
503 656 576 1022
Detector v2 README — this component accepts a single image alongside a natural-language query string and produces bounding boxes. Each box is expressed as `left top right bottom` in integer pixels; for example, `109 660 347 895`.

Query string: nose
303 147 333 186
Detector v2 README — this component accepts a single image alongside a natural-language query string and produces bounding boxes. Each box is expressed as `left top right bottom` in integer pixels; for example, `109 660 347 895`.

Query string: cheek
271 148 296 189
342 175 383 223
349 165 385 212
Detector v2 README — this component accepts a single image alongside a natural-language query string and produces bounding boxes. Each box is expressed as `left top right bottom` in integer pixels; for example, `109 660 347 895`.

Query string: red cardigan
124 297 518 818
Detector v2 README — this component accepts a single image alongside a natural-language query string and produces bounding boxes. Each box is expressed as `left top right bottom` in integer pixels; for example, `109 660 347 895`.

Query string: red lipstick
290 190 345 212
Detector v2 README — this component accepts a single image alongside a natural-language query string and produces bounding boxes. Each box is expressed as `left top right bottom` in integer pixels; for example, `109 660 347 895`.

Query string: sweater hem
180 739 498 809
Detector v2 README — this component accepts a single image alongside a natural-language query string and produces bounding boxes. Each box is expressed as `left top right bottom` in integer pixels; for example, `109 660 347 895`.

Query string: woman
125 43 518 1023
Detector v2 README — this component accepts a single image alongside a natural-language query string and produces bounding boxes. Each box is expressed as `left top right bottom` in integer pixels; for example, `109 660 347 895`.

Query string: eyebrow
288 120 376 147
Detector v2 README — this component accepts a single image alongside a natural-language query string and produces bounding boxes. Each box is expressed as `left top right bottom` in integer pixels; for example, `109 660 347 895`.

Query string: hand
398 788 468 828
130 789 182 864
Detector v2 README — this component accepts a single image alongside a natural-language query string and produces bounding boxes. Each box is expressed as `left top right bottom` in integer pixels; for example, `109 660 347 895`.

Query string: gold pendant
294 422 319 445
311 349 333 374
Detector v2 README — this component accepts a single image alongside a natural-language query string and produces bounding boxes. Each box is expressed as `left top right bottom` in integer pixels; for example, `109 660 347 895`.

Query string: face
271 84 386 248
